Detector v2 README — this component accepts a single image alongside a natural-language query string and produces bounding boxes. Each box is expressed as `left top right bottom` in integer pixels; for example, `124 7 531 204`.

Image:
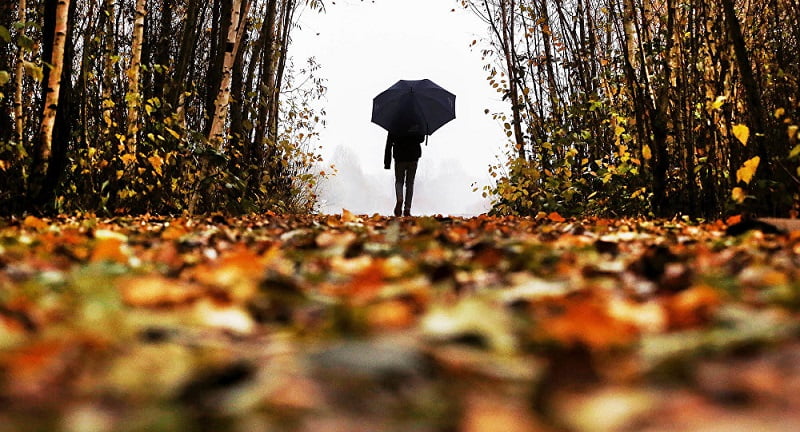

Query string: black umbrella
371 79 456 135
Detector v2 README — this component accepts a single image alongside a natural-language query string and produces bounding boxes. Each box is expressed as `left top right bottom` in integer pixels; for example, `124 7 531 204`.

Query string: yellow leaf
641 144 652 160
23 215 48 230
711 96 727 110
148 154 164 176
788 125 798 145
732 124 750 146
775 107 786 118
121 153 136 165
165 127 181 139
732 187 746 204
736 156 760 184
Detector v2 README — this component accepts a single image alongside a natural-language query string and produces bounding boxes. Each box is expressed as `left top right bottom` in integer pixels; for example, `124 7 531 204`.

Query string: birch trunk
125 0 146 154
208 0 250 148
38 0 70 163
14 0 26 146
101 0 115 134
622 0 638 70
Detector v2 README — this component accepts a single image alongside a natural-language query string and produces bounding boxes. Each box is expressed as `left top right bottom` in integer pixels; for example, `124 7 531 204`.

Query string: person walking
384 126 425 216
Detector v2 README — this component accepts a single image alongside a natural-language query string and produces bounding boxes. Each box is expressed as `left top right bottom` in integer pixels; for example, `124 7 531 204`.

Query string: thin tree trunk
153 0 173 102
37 0 71 165
101 0 116 137
500 0 526 160
31 0 75 209
720 0 770 170
208 0 250 148
268 0 295 146
126 0 147 154
205 0 230 132
170 0 202 128
14 0 26 147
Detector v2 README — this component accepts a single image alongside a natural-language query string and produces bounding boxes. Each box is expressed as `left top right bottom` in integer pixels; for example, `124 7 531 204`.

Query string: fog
317 145 492 217
292 0 510 217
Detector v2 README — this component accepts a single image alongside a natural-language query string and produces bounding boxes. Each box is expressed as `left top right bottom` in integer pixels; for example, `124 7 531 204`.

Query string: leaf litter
2 212 800 431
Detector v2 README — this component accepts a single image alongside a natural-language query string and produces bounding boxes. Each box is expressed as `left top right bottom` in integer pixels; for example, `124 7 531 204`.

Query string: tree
208 0 251 148
125 0 147 155
467 0 800 218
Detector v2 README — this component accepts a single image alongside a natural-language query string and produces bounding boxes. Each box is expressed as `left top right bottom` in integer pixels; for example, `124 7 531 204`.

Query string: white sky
292 0 509 216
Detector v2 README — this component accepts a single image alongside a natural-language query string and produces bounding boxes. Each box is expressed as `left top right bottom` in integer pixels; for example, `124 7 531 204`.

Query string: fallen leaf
119 275 205 307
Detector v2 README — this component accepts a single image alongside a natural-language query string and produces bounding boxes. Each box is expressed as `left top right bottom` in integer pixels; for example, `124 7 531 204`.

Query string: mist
318 144 491 217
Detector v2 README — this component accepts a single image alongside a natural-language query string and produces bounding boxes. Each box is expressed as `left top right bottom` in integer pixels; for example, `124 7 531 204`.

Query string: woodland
3 1 800 431
1 0 799 218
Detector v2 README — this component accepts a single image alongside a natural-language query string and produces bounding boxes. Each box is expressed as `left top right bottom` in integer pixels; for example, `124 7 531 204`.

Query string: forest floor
2 212 800 432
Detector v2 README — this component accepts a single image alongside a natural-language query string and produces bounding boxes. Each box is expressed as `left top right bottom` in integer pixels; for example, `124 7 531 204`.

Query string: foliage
3 213 800 430
485 105 652 217
465 0 800 218
0 0 327 216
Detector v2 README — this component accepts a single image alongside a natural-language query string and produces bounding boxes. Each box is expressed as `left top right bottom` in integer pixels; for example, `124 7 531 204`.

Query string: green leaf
19 35 35 50
0 25 10 43
0 70 9 86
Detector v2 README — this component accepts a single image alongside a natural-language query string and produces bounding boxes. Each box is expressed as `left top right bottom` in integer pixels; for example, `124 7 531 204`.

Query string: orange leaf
539 295 638 349
341 208 359 223
23 215 48 230
161 224 188 240
726 214 743 226
119 275 204 307
191 248 264 302
665 284 721 330
90 238 128 263
366 299 416 329
345 260 387 304
548 212 566 222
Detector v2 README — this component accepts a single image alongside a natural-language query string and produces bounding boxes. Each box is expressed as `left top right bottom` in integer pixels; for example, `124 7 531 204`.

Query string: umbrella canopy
371 79 456 135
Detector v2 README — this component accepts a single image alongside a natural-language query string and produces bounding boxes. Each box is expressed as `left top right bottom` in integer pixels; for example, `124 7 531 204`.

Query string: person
384 126 425 216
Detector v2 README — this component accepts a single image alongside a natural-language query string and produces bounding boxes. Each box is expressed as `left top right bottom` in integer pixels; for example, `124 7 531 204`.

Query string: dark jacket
384 132 424 168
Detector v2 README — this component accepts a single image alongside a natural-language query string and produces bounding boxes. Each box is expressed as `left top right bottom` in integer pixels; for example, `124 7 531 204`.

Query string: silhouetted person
384 126 424 216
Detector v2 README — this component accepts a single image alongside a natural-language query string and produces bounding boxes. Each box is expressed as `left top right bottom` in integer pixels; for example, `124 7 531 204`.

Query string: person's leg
394 162 406 216
403 161 418 216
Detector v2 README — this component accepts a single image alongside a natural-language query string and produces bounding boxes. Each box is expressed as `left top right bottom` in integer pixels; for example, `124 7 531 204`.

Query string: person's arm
384 134 392 169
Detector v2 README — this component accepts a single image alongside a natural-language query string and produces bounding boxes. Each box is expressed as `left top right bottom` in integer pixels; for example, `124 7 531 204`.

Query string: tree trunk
170 0 201 127
36 0 71 166
31 0 76 209
205 0 230 133
720 0 770 171
13 0 26 147
499 0 526 160
267 0 295 147
101 0 116 137
126 0 147 154
254 0 280 150
153 0 173 103
208 0 250 148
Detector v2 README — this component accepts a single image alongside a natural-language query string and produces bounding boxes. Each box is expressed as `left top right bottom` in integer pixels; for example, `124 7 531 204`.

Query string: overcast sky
291 0 509 216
